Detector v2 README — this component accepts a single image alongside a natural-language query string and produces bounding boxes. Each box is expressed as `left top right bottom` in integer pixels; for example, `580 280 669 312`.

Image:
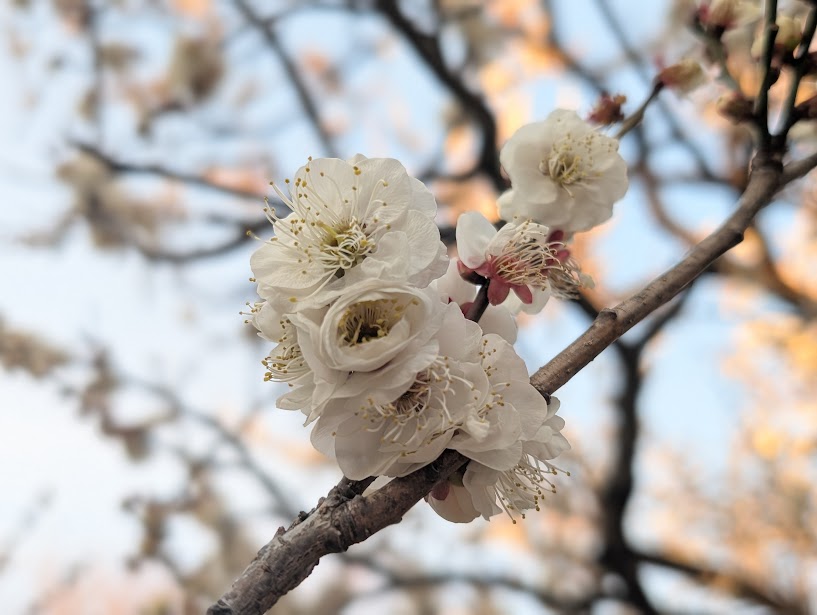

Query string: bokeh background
2 0 817 613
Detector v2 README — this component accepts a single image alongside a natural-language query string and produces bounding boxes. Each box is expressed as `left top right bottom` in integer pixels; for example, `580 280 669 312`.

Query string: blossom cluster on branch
246 110 628 523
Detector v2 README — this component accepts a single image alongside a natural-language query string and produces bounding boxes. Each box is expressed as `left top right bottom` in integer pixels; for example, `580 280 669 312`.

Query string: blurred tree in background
1 0 817 613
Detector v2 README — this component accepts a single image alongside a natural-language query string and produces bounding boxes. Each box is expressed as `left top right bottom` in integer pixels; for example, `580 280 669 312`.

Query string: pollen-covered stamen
539 131 616 191
356 357 470 448
337 298 417 346
263 159 395 281
493 454 559 523
474 338 510 423
261 317 308 383
547 254 592 299
488 221 580 291
315 219 373 272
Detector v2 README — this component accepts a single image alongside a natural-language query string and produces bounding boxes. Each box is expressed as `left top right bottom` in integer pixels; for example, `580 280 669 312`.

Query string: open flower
251 156 447 305
498 110 628 233
290 279 444 375
455 211 588 310
427 396 570 522
310 304 487 479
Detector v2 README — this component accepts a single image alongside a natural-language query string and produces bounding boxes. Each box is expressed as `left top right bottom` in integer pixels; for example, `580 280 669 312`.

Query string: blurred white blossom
498 109 628 233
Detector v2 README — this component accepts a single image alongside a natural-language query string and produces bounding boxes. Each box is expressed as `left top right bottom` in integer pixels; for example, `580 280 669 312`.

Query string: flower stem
465 284 490 322
614 82 662 139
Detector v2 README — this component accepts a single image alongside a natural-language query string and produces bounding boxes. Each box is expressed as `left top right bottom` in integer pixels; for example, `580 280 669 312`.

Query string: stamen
488 220 588 294
337 298 410 346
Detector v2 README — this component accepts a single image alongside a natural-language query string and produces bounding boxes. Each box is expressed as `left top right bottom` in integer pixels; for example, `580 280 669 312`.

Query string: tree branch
528 160 781 394
634 549 807 614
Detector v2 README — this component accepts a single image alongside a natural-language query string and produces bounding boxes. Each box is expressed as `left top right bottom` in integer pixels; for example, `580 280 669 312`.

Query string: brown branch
73 142 267 201
529 159 780 394
207 450 467 615
637 144 817 317
634 550 807 614
782 150 817 183
375 0 505 192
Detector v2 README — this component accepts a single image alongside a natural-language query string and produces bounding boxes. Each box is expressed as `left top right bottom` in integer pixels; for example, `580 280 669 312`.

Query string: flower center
356 357 467 449
540 133 607 188
337 298 412 346
317 218 373 275
489 221 576 290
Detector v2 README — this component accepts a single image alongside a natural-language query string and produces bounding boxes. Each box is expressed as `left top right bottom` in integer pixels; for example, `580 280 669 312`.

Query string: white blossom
455 211 589 309
251 156 447 306
425 479 481 523
427 396 570 522
498 109 628 233
310 304 486 479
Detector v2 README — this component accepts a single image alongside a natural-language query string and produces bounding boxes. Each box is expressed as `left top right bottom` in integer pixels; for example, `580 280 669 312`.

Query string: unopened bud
587 93 627 125
656 59 707 94
716 91 755 123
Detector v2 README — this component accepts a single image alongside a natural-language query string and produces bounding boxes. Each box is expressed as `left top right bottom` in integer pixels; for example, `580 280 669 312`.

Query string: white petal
456 211 496 268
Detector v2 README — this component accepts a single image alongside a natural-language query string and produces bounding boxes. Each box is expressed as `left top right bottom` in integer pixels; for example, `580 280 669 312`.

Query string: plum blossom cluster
247 112 627 523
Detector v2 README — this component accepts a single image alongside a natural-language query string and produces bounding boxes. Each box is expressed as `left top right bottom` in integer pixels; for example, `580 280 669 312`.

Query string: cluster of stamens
337 298 418 346
261 317 308 384
474 339 510 425
491 221 586 294
261 158 393 287
493 455 558 522
540 130 615 193
355 357 469 449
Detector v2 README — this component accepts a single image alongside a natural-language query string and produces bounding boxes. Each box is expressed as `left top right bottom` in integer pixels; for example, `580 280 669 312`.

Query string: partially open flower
499 110 628 233
751 14 802 58
699 0 756 31
456 212 589 309
426 476 481 523
250 301 316 413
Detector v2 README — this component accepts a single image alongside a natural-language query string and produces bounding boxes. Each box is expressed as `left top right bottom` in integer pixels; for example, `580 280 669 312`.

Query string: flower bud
656 59 707 94
777 15 802 52
587 93 626 125
716 91 755 123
